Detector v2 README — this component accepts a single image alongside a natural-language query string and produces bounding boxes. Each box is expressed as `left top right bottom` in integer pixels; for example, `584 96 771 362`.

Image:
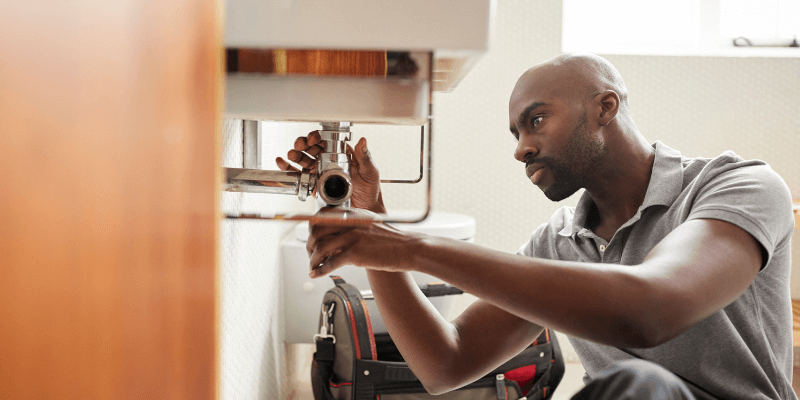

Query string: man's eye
531 116 543 127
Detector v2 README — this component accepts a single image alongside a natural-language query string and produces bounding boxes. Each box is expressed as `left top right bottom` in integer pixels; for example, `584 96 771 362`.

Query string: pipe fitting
317 121 353 206
317 165 352 206
223 168 316 201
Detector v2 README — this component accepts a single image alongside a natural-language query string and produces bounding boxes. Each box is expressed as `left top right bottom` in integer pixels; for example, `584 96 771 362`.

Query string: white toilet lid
295 211 476 242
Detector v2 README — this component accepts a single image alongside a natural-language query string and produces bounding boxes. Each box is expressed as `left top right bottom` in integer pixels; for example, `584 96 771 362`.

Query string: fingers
275 157 299 172
305 224 353 255
309 251 346 278
307 131 323 147
352 137 380 181
293 131 323 153
280 131 324 171
307 229 356 275
310 208 381 226
291 142 322 158
353 137 368 164
287 149 317 170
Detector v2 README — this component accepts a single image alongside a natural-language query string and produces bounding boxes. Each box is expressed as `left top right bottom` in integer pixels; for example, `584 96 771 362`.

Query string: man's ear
596 90 620 126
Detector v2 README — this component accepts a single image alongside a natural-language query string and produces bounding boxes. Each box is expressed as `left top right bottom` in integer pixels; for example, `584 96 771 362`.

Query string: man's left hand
306 207 426 278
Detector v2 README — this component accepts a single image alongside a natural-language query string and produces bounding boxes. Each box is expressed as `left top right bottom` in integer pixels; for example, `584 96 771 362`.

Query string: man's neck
585 134 655 242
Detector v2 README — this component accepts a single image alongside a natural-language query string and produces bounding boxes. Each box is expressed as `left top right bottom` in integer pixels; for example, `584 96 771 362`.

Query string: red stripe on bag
359 297 378 360
329 380 353 388
344 298 362 359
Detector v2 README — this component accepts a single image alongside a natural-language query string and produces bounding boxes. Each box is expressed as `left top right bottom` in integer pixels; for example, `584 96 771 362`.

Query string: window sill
562 45 800 58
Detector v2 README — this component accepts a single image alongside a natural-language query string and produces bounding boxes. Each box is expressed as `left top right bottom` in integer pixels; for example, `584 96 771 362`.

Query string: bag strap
525 329 565 400
330 275 378 361
313 339 337 400
313 299 338 400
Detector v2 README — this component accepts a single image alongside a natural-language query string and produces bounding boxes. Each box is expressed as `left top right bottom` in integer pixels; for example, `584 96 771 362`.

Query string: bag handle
313 276 378 400
312 297 338 400
330 276 378 361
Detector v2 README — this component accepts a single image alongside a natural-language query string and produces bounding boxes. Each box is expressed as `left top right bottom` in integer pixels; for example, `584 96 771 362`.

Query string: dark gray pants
571 359 697 400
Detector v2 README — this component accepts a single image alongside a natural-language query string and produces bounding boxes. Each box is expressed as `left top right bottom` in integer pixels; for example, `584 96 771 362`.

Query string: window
720 0 799 39
562 0 800 57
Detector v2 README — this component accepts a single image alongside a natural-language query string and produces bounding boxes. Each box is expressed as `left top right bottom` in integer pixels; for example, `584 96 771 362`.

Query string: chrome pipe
224 168 315 201
317 122 353 206
242 120 261 169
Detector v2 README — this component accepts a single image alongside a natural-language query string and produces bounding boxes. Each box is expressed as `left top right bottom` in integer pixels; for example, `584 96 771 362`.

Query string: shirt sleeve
517 223 549 257
685 160 794 269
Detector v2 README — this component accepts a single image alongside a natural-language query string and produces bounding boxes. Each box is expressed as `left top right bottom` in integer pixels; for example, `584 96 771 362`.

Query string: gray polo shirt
517 141 796 399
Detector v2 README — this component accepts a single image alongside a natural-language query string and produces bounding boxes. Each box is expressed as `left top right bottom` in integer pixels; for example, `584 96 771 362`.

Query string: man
277 54 796 399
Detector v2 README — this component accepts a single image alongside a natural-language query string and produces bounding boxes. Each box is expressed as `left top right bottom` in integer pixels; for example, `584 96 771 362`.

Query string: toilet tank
280 211 476 343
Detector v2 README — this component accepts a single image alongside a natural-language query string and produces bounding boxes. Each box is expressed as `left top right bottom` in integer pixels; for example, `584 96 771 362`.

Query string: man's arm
310 217 762 350
366 270 543 394
405 218 762 348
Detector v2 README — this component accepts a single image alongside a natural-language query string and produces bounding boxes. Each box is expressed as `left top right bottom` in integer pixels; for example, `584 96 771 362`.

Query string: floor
551 362 586 400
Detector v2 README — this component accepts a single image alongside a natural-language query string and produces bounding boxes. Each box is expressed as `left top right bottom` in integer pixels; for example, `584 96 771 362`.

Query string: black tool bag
311 276 565 400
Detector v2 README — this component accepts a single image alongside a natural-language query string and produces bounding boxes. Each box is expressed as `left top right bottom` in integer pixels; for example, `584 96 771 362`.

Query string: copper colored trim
227 48 387 76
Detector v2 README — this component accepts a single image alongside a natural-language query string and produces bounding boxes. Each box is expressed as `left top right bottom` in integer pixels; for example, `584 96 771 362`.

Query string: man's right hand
276 131 386 213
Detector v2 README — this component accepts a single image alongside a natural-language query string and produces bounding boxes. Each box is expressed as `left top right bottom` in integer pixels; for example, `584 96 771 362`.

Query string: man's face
509 69 607 201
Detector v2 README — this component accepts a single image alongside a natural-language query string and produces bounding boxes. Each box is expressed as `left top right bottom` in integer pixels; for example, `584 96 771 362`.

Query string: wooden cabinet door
0 2 221 399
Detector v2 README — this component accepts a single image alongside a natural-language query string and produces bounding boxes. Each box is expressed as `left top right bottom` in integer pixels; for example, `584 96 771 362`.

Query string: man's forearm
366 270 461 393
410 236 659 348
365 268 543 394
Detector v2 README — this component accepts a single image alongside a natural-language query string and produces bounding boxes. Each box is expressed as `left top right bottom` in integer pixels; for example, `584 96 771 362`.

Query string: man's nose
514 137 538 162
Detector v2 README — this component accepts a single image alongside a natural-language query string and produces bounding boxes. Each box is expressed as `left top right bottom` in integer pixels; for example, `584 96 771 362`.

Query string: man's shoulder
677 149 794 259
680 149 774 187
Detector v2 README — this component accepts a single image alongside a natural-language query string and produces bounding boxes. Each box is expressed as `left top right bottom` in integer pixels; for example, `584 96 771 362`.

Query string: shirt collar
558 141 684 238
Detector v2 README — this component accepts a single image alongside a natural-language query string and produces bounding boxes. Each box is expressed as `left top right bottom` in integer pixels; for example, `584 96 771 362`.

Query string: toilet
280 211 476 343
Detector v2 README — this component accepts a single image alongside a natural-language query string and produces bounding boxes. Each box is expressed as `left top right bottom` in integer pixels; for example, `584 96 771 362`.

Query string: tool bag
311 276 564 400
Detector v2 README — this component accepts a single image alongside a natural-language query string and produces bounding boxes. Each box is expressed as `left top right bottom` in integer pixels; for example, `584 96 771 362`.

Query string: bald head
511 53 629 114
508 54 650 200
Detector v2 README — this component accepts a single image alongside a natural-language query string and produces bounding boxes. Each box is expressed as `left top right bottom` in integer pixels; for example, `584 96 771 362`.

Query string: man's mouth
525 163 542 179
526 163 546 185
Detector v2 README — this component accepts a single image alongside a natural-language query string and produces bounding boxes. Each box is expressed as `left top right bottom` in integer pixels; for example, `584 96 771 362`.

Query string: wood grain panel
285 50 386 76
227 49 388 76
236 49 277 73
0 1 221 399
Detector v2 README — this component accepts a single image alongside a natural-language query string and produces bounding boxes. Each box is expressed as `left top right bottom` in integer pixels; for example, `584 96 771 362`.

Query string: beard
537 113 607 201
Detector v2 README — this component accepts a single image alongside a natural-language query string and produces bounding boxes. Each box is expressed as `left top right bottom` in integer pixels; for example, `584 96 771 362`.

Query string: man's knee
574 359 695 400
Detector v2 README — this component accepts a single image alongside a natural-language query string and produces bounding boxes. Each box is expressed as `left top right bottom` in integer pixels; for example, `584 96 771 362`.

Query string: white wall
220 120 317 400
